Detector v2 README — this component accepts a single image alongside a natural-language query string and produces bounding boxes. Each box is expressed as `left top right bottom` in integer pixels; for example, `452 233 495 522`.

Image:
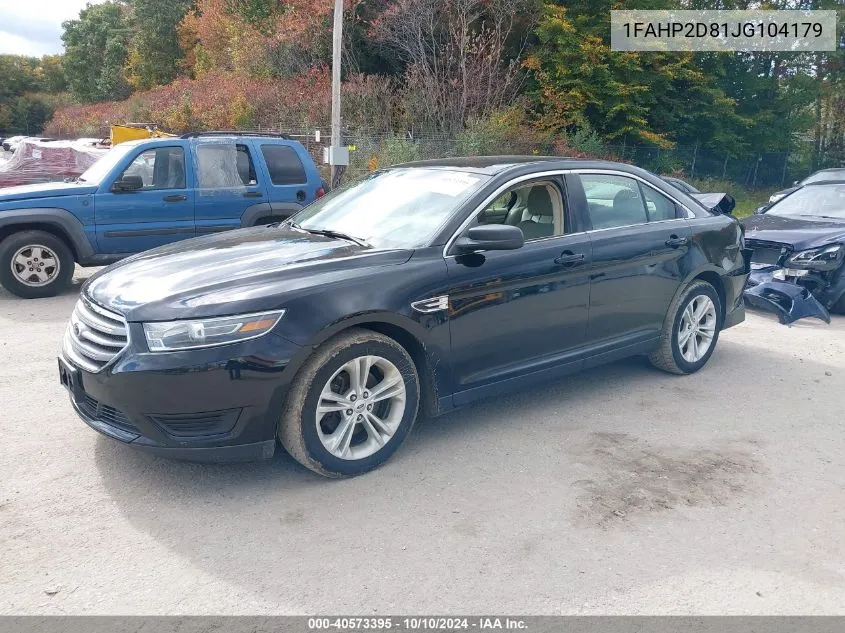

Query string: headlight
785 244 845 271
143 310 285 352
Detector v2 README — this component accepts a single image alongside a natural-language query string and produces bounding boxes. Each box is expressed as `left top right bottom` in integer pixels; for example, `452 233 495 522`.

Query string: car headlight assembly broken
785 244 845 271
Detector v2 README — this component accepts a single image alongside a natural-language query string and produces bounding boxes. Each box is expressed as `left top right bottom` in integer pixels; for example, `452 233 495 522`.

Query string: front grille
63 298 128 373
745 239 789 266
79 394 138 435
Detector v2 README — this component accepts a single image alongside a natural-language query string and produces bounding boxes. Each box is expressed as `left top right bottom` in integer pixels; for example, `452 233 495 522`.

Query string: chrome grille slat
64 298 129 372
75 300 126 337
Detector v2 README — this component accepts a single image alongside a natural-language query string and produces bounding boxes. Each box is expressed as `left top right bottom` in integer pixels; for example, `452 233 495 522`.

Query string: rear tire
649 280 722 375
278 328 420 477
0 230 74 299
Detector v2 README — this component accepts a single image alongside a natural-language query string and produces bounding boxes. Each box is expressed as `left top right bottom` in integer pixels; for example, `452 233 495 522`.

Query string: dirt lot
1 266 844 615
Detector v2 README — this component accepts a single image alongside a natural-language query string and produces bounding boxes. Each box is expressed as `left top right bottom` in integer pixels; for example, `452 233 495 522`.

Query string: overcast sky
0 0 105 57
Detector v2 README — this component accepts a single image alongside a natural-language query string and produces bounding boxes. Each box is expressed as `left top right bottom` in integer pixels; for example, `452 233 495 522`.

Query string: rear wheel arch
692 270 726 325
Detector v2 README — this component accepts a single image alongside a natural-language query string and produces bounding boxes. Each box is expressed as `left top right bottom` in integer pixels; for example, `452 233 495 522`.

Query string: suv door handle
665 235 689 248
243 191 263 198
163 194 187 202
554 251 585 266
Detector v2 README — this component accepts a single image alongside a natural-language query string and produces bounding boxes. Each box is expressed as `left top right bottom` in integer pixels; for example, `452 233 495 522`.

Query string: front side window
580 174 648 230
291 168 488 249
119 147 185 190
476 181 565 240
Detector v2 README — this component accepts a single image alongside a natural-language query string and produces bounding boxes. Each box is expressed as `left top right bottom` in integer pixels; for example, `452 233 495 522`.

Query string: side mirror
792 180 799 187
455 224 524 253
112 175 144 192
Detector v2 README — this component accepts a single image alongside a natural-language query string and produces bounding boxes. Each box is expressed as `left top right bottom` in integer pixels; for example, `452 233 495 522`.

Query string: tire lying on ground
279 328 420 477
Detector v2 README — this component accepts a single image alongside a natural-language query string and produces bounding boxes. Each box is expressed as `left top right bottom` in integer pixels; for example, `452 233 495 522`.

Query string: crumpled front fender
744 280 831 325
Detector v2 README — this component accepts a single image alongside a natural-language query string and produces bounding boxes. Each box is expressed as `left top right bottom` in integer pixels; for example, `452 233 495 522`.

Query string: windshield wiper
287 222 371 248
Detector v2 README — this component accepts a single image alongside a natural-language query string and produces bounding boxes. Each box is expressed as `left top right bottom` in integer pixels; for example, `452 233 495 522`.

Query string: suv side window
639 183 678 221
476 181 565 241
580 174 648 230
261 144 307 185
120 147 185 190
196 143 257 189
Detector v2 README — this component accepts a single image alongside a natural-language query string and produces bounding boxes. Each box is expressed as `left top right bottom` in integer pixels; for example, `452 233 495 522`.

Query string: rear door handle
163 194 187 202
243 191 263 198
665 235 689 248
554 251 585 266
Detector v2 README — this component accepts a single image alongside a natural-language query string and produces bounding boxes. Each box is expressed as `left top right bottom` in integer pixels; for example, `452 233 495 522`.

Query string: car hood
84 226 414 321
770 186 798 200
742 213 845 251
0 181 96 202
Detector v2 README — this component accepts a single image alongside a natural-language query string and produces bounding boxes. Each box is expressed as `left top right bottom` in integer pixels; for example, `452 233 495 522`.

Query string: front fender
0 208 95 259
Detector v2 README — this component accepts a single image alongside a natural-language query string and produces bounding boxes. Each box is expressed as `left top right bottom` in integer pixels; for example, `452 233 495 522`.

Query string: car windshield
767 184 845 219
77 143 136 184
290 168 489 249
801 169 845 185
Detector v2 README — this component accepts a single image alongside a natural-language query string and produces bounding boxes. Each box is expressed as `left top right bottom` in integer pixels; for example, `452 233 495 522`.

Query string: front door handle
163 194 187 202
665 235 689 248
243 191 263 198
554 251 585 266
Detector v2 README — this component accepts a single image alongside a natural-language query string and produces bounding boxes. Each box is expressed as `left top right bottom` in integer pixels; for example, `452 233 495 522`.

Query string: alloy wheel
315 355 407 460
10 244 61 287
678 294 717 363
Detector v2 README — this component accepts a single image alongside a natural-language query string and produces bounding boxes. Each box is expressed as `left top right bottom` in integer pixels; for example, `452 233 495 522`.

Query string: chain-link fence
253 125 844 190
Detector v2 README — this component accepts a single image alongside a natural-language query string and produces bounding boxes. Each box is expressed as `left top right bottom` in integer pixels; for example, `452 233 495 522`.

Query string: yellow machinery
110 124 176 146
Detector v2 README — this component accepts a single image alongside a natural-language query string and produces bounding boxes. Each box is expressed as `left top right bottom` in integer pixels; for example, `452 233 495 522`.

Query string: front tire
279 328 420 477
649 280 722 375
0 230 74 299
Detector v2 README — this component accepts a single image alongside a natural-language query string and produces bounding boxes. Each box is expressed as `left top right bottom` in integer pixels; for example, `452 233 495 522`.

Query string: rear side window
580 174 648 230
261 144 307 185
639 184 678 221
196 143 256 188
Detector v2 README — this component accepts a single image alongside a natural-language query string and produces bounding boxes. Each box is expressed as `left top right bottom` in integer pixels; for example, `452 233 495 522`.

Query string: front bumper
60 329 304 462
745 266 832 324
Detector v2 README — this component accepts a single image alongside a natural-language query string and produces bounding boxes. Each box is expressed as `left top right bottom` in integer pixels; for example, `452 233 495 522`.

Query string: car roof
392 155 635 176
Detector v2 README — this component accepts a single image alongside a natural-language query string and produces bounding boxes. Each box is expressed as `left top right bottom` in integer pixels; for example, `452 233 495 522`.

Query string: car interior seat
516 187 555 240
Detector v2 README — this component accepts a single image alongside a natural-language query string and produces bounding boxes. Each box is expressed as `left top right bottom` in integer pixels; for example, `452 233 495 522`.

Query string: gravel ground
1 265 844 615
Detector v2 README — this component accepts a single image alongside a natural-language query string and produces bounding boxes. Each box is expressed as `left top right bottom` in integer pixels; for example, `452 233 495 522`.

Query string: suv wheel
0 231 74 299
279 328 420 477
649 280 722 375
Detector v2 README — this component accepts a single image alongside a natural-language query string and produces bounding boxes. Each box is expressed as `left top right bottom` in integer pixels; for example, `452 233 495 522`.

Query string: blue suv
0 132 325 298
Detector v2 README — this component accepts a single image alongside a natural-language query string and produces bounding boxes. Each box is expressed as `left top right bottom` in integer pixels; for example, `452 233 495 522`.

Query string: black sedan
59 157 750 477
743 181 845 323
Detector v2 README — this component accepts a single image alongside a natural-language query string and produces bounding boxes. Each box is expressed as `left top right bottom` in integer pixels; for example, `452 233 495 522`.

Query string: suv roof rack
181 131 293 140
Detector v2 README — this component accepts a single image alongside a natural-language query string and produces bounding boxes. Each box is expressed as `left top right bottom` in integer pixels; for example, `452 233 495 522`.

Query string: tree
62 1 132 103
125 0 195 90
526 1 750 149
372 0 538 133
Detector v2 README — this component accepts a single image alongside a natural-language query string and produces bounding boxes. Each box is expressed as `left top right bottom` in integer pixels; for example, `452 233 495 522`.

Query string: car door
444 175 592 405
94 144 194 254
192 139 268 234
570 171 692 358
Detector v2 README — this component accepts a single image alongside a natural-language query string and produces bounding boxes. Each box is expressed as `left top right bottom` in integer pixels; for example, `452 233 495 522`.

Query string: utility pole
329 0 347 187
